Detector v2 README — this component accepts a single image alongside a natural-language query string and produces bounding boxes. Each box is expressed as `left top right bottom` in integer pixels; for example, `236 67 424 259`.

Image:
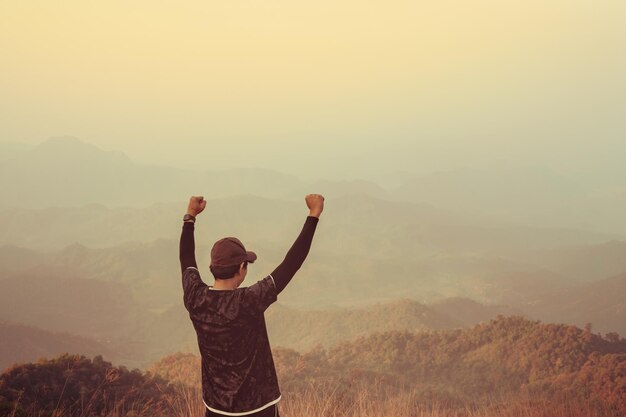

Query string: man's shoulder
242 275 276 293
182 266 202 284
182 267 209 307
183 266 200 277
240 275 277 314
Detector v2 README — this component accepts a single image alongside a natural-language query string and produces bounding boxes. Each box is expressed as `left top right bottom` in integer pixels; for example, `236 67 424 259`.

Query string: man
179 194 324 417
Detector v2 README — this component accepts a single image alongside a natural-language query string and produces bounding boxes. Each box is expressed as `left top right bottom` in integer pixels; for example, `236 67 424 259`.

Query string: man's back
179 194 324 416
183 269 280 413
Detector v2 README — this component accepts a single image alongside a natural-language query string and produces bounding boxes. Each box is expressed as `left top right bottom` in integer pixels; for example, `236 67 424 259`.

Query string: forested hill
153 315 626 411
265 299 460 351
2 316 625 416
148 298 509 358
0 354 173 416
0 322 117 372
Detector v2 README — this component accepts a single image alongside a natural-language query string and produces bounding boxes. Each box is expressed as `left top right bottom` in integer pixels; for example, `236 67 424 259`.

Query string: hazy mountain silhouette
0 274 146 345
284 178 391 200
1 137 625 371
3 137 626 236
0 321 116 372
517 240 626 282
0 232 593 313
527 272 626 336
1 266 624 370
0 135 298 206
0 192 623 310
2 192 621 256
390 166 626 235
391 165 583 218
264 299 461 351
0 136 387 210
94 298 463 366
429 297 523 327
0 245 42 277
0 140 30 164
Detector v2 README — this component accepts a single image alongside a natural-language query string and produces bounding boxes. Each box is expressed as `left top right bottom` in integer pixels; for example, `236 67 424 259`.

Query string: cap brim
246 251 257 263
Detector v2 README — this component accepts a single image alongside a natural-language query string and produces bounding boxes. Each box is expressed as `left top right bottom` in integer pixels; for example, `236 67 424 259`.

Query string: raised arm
270 194 324 294
179 196 206 274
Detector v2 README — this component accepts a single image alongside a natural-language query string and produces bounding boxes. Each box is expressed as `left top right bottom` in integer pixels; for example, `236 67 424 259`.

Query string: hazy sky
1 0 625 182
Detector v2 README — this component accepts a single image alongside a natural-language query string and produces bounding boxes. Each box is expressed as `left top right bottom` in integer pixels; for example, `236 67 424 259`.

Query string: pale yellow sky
1 0 625 180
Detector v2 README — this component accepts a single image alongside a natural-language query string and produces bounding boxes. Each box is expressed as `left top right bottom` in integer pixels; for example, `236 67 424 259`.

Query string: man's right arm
270 214 320 294
179 221 198 274
179 196 207 309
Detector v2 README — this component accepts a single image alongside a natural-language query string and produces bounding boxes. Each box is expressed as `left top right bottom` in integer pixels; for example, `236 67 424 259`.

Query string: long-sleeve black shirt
178 215 319 415
179 215 319 294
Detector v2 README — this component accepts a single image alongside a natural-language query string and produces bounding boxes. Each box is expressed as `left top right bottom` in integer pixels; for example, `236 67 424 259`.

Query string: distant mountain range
1 216 623 311
0 321 116 372
259 299 458 351
132 298 470 366
0 136 386 210
2 136 626 235
516 239 626 282
0 288 523 370
1 136 626 372
1 270 625 371
0 274 138 339
527 272 626 336
429 297 524 327
389 165 626 235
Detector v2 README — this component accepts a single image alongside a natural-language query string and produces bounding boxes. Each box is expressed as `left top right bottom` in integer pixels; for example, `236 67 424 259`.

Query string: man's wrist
308 211 321 219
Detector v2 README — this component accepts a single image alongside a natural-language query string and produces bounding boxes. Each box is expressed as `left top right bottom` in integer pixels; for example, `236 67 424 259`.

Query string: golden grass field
6 381 620 417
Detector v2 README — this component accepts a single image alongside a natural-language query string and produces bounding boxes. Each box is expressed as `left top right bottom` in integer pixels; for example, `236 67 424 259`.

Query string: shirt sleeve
182 266 206 310
241 275 278 316
270 215 319 294
179 221 198 273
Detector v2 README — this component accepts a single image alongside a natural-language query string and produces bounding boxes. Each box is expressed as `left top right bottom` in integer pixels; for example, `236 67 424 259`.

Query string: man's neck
212 278 239 290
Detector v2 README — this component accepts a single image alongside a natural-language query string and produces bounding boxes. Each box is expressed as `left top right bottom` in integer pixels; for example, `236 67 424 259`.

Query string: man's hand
187 196 207 217
305 194 324 218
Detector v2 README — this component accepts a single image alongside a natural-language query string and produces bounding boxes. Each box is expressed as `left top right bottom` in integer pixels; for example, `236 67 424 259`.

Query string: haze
3 6 626 412
1 0 625 183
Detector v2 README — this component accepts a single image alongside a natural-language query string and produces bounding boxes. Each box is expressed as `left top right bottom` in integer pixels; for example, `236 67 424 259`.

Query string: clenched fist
187 196 207 217
305 194 324 218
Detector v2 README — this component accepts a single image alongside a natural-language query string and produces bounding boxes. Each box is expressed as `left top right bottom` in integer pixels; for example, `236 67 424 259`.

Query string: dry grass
159 381 623 417
9 380 622 417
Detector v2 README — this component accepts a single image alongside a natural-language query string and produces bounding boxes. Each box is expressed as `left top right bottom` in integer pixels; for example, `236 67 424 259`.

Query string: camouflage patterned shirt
179 216 319 414
183 267 280 413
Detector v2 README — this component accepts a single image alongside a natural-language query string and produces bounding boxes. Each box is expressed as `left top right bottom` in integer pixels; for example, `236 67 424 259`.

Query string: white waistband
203 395 281 416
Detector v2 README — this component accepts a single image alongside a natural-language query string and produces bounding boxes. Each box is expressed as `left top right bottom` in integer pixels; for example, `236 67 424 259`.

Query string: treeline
1 316 625 416
153 316 626 412
0 354 174 417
